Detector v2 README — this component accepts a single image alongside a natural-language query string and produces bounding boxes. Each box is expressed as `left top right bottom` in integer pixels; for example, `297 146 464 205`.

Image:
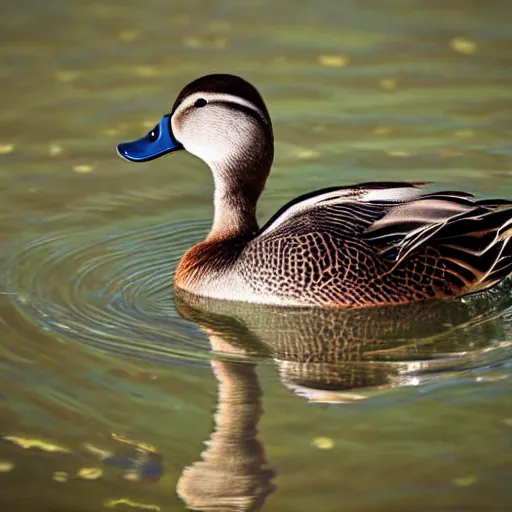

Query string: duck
117 73 512 309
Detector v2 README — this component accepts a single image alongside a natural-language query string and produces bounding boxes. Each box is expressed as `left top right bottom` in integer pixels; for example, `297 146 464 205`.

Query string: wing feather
363 196 512 294
259 181 427 236
258 181 512 295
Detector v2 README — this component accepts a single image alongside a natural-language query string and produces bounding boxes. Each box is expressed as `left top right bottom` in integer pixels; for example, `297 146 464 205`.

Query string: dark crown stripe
172 74 270 118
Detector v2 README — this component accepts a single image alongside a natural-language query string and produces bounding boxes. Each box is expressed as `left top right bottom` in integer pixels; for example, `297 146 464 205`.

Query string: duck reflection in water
177 348 275 512
174 287 512 511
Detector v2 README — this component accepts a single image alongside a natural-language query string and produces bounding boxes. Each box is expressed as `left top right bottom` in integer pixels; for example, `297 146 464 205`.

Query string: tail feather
364 194 512 295
424 209 512 294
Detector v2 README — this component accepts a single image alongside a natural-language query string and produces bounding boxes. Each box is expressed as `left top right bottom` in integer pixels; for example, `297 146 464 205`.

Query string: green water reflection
1 0 512 510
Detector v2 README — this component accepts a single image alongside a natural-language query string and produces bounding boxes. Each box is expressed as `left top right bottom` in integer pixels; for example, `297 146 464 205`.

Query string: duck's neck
207 154 272 241
209 178 258 241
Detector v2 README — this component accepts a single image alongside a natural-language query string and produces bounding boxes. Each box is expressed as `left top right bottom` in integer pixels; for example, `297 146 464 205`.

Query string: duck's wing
363 192 512 293
259 181 428 236
259 181 512 295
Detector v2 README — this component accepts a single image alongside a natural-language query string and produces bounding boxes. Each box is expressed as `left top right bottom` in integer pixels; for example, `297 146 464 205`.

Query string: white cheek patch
184 136 232 163
172 103 259 164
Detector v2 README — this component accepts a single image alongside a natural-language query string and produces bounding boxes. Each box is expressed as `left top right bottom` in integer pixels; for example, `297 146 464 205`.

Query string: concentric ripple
5 216 512 373
4 219 214 363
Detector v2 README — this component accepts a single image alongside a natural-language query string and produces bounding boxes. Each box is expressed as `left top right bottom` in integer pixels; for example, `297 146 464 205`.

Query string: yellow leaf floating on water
118 30 140 43
450 37 477 55
373 126 391 135
73 164 94 173
83 443 114 460
387 150 410 157
296 149 320 160
77 467 103 480
452 475 477 487
3 436 70 453
49 144 63 156
0 461 14 473
111 433 157 453
57 70 81 82
0 144 14 155
104 498 161 511
312 436 334 450
318 54 349 68
134 66 156 77
53 471 69 483
379 78 397 91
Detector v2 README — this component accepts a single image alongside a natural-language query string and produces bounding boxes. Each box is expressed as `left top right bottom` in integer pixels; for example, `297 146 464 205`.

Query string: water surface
1 0 512 510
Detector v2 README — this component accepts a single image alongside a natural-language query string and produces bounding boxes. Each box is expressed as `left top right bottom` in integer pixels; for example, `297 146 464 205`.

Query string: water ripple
4 219 213 363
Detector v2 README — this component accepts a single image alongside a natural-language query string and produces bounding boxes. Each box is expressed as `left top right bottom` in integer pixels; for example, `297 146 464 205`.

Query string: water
1 0 512 510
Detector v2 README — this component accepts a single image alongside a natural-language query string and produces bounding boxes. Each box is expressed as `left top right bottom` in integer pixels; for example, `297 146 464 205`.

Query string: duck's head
117 74 274 182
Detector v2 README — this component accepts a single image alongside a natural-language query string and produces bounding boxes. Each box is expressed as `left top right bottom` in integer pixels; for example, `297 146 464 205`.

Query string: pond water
1 0 512 510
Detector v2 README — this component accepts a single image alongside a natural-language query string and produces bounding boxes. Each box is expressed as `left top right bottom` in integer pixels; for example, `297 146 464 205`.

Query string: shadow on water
173 288 512 510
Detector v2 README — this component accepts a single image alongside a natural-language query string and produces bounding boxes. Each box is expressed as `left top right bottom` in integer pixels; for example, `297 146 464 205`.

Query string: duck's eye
147 125 159 142
194 98 207 108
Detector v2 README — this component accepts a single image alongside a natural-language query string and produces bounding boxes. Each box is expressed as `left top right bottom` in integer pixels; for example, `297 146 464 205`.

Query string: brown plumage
118 74 512 308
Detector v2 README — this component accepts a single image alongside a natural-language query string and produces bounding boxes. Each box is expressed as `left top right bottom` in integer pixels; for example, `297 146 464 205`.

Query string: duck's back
229 183 512 308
